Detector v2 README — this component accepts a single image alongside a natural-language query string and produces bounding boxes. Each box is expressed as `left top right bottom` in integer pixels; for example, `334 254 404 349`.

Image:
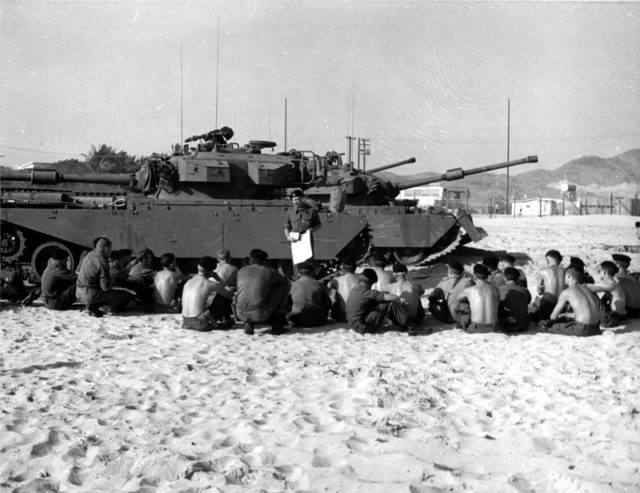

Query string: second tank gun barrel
0 169 134 186
368 157 417 174
395 155 538 191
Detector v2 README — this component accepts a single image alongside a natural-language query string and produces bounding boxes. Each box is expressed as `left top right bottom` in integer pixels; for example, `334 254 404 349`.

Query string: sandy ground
1 214 639 493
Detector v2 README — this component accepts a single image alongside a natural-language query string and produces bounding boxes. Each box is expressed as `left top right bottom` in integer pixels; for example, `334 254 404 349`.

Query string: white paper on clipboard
291 231 313 264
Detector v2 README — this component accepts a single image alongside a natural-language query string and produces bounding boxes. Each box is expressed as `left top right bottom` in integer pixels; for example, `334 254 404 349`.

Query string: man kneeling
345 268 410 335
182 256 233 332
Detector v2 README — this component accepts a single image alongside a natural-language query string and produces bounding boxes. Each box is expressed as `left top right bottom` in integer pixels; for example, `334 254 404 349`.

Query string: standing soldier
283 189 321 263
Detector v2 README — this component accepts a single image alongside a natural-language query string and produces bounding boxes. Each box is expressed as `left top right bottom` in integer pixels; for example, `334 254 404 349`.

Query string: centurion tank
1 127 538 279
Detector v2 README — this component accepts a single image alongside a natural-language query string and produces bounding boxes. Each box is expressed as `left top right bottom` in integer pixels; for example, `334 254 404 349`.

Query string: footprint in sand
508 473 536 493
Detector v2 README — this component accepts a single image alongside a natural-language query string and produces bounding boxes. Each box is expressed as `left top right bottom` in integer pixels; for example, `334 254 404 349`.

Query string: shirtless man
612 253 640 317
428 259 474 324
181 256 233 331
153 253 185 311
386 263 425 326
454 264 500 333
327 258 360 322
588 261 626 327
214 249 238 289
530 249 565 322
371 254 395 292
541 267 602 336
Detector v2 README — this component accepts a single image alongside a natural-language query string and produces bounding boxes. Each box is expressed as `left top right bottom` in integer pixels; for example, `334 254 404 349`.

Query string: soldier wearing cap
181 256 234 331
453 264 500 333
428 259 474 324
327 258 360 322
283 189 321 244
612 253 640 317
345 268 410 335
41 248 77 310
530 249 566 322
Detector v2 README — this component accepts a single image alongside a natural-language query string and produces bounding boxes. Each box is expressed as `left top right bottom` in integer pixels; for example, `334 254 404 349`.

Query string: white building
512 197 562 216
398 184 469 211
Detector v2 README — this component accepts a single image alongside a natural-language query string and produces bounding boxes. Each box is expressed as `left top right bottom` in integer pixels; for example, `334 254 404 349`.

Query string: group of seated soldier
12 237 640 339
428 251 640 337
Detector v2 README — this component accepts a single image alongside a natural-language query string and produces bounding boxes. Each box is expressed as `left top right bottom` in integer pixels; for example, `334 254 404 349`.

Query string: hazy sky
1 1 639 175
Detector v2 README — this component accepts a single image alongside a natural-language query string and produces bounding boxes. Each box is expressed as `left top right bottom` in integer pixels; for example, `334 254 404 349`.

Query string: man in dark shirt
41 248 77 310
234 248 290 335
284 189 321 263
498 267 532 332
345 268 410 335
127 248 157 309
287 261 332 327
75 237 132 317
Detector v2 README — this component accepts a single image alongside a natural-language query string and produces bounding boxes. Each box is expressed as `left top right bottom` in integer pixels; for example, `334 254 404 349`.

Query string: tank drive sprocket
1 228 26 263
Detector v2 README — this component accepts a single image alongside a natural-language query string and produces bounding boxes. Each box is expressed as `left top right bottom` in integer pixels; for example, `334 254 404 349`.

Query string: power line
0 144 82 157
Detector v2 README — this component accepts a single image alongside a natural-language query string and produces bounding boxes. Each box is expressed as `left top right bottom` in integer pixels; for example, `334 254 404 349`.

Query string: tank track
417 228 464 266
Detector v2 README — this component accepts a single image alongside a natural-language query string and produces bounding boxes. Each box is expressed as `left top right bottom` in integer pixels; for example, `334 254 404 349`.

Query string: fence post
610 193 614 214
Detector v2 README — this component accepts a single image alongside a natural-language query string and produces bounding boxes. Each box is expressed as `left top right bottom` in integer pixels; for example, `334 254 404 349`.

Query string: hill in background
388 149 640 212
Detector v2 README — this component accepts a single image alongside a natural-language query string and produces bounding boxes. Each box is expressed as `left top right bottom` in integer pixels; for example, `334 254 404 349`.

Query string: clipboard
291 231 313 264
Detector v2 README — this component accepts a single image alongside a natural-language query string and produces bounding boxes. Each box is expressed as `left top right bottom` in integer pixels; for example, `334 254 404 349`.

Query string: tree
81 144 142 173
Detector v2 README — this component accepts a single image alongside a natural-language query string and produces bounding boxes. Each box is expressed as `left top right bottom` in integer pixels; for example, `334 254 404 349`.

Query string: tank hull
1 196 477 278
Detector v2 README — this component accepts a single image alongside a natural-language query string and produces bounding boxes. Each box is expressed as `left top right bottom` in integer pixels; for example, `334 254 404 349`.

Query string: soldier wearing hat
530 249 566 322
41 248 77 310
428 258 474 324
327 258 360 322
181 256 234 331
345 268 411 334
284 189 320 251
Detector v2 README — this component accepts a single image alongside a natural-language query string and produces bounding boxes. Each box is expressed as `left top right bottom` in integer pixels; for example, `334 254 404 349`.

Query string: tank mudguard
366 212 458 248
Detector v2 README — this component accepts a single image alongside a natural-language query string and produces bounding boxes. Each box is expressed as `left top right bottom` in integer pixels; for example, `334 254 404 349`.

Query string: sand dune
1 214 639 492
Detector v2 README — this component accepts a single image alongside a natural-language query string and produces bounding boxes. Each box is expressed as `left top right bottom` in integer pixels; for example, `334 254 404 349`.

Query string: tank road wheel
1 228 27 262
31 242 75 280
393 248 425 266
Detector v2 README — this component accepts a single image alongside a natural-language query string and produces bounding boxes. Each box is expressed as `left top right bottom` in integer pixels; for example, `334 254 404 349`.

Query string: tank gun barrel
0 169 134 186
395 155 538 191
368 157 417 174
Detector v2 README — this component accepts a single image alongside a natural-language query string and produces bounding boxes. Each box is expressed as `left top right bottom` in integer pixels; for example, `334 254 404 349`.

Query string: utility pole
215 17 220 128
284 97 288 152
345 135 355 168
506 98 510 215
360 138 370 172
